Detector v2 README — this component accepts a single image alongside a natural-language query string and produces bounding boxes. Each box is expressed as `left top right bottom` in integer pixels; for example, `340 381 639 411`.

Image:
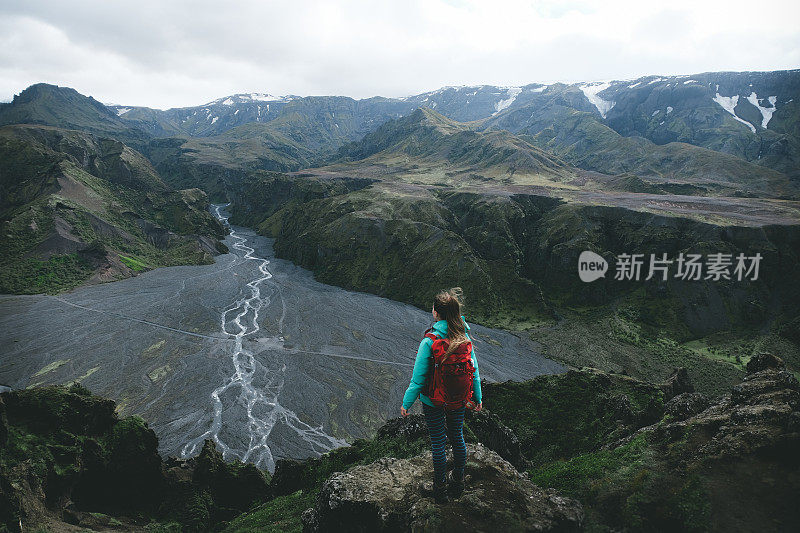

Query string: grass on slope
483 371 665 466
528 433 710 532
1 126 224 294
0 253 95 294
222 490 317 533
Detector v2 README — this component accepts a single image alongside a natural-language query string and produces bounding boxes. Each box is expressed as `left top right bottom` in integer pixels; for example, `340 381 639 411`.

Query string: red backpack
422 329 475 410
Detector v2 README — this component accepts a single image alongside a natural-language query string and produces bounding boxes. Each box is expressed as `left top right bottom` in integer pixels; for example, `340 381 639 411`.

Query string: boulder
192 439 270 513
302 443 583 533
464 409 528 470
659 367 694 401
271 457 314 497
746 352 786 374
664 392 710 421
657 355 799 460
376 413 428 441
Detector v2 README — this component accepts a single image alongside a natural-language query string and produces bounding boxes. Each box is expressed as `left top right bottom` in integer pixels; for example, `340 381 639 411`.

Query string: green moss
529 433 711 532
529 432 650 495
485 371 664 465
222 490 317 533
179 491 214 531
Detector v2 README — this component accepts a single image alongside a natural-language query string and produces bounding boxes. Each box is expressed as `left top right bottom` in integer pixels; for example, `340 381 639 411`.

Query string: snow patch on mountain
211 116 218 124
115 107 131 116
207 93 292 106
746 92 778 128
531 85 548 93
579 82 615 119
492 87 522 115
666 106 673 114
249 93 284 102
712 93 756 133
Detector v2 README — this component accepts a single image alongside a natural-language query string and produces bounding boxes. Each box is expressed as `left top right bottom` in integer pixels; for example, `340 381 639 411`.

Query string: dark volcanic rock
657 353 799 460
539 354 800 531
464 408 528 470
659 367 694 400
0 395 7 446
664 392 710 421
270 457 315 498
1 385 273 532
376 413 428 441
193 439 270 514
746 351 786 374
0 472 22 533
302 443 583 533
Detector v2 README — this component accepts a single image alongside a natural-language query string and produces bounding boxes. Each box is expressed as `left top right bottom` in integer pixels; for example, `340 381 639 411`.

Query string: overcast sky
1 0 798 109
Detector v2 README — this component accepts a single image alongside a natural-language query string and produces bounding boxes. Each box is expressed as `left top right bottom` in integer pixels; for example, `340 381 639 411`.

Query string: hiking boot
433 481 449 504
448 470 465 499
420 479 449 504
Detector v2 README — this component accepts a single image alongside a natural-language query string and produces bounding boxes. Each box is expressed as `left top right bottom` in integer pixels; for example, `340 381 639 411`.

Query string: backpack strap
423 327 442 342
422 329 441 397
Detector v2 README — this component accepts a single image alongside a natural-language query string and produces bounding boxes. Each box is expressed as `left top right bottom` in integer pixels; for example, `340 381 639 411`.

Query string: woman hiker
400 287 482 504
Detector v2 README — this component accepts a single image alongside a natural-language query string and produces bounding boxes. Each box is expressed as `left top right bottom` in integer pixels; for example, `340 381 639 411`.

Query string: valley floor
0 213 562 470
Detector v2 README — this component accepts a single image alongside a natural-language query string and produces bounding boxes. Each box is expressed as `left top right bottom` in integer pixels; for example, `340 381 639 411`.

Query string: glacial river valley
0 206 564 472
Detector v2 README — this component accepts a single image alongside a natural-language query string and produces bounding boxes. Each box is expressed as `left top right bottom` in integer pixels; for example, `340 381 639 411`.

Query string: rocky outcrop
654 353 799 457
464 408 528 470
159 439 270 529
663 392 709 421
635 353 800 531
0 385 270 532
0 395 7 446
270 411 525 500
376 413 429 441
659 367 695 400
302 444 583 533
745 351 787 374
0 124 227 295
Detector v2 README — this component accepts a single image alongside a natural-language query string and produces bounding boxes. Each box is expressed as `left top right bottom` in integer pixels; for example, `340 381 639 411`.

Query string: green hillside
0 84 150 149
0 124 226 294
483 87 799 199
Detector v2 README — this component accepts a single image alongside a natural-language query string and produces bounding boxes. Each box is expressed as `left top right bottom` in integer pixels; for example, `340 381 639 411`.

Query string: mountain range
3 69 797 182
1 70 799 381
1 70 800 532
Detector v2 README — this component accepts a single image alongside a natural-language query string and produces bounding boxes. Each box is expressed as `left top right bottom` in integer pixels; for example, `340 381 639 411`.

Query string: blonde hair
433 287 468 357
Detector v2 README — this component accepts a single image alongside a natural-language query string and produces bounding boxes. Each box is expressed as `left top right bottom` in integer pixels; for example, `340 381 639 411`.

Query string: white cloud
0 0 798 109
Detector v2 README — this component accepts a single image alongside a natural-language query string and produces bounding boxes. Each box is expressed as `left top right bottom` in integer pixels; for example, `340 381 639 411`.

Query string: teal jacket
402 318 482 410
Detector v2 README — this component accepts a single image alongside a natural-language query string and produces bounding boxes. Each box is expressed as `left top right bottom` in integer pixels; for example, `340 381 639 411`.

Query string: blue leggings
422 403 466 484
